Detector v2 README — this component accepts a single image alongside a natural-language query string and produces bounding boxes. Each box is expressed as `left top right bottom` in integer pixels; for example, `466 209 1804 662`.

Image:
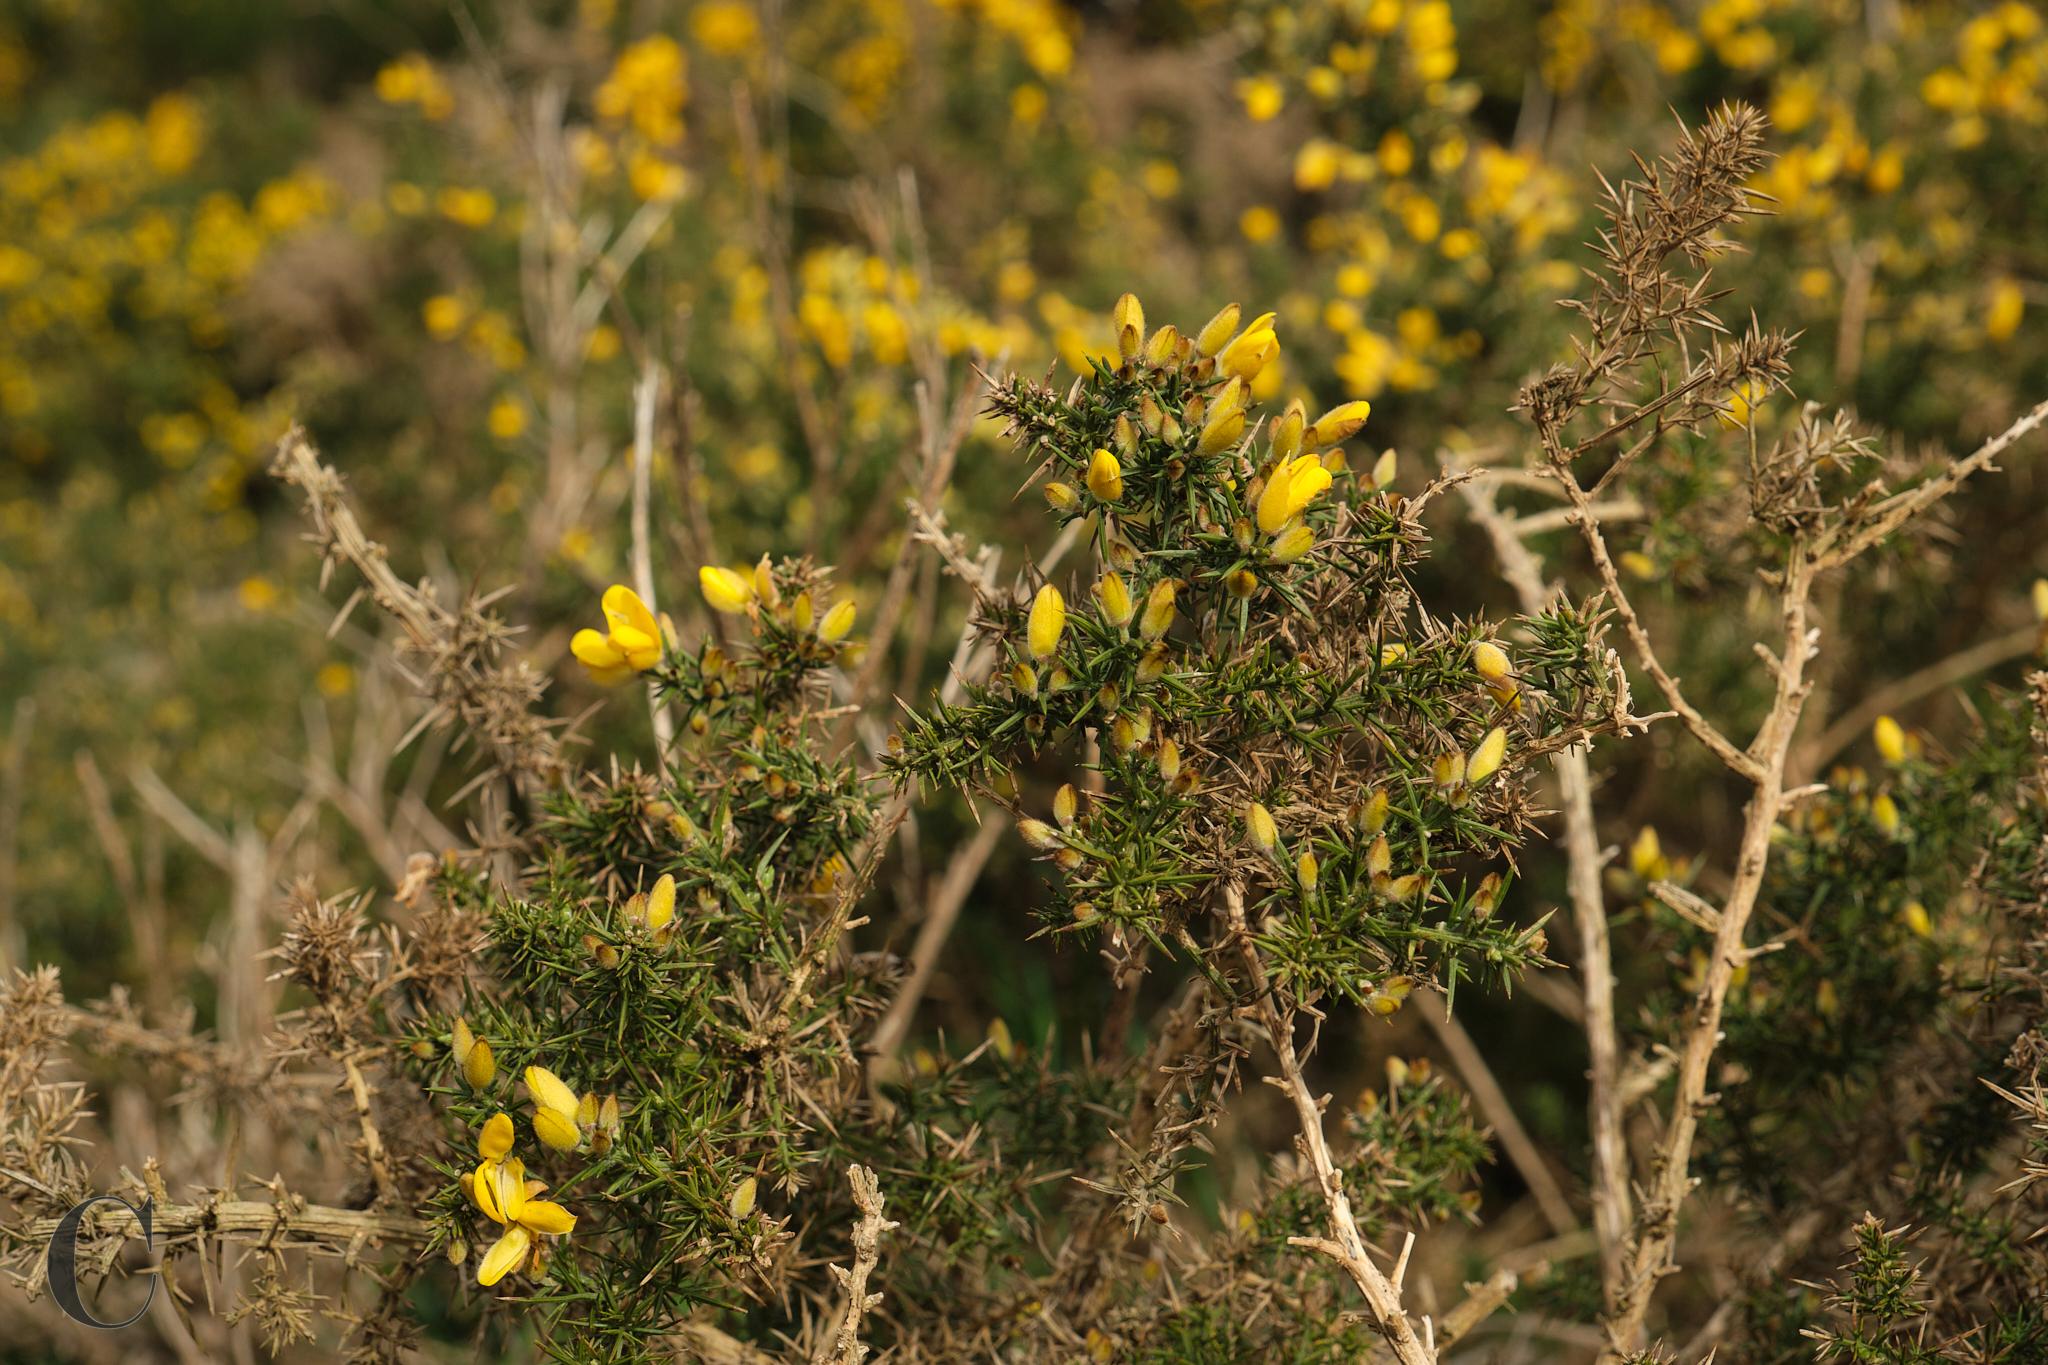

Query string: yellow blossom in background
691 0 761 56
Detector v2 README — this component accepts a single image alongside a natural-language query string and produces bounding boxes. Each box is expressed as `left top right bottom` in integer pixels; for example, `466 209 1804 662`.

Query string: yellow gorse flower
1028 584 1067 660
1304 401 1372 449
571 584 664 685
1256 455 1334 535
1086 448 1124 502
1873 714 1907 764
526 1065 583 1152
1216 312 1278 381
700 565 754 614
472 1148 578 1286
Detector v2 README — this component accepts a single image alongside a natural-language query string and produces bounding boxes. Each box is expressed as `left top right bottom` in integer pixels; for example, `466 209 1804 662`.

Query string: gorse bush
7 5 2048 1364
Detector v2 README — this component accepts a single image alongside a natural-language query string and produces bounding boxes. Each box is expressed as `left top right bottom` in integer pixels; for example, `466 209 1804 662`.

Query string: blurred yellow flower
572 585 664 684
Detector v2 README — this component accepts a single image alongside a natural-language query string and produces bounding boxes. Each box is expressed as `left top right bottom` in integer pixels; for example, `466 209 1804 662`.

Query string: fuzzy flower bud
1139 580 1178 640
1097 572 1134 627
1246 801 1279 852
699 566 754 614
1196 302 1241 358
1113 292 1145 362
1028 585 1067 660
1466 726 1508 786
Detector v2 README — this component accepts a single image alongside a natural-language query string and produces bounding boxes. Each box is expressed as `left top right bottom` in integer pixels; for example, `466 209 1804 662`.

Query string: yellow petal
518 1199 578 1237
477 1224 533 1287
571 628 628 670
1280 457 1332 521
646 873 676 932
1139 579 1177 641
478 1112 515 1162
533 1105 581 1152
499 1158 529 1222
473 1160 507 1223
601 584 659 643
1304 400 1372 448
1256 464 1298 535
699 566 754 614
524 1065 580 1116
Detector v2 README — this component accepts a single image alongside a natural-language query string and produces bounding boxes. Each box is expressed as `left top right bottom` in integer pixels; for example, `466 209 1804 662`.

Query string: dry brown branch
816 1164 897 1365
1811 396 2048 570
269 428 567 793
1223 886 1435 1365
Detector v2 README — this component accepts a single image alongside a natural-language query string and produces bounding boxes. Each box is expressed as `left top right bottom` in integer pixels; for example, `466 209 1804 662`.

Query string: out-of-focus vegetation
4 1 2048 1361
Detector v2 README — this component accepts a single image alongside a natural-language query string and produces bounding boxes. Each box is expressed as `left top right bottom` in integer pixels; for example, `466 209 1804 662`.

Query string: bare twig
816 1164 897 1365
1224 886 1435 1365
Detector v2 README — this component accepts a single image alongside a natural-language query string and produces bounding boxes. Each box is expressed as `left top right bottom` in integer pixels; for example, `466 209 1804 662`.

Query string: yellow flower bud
1196 302 1241 358
1433 751 1467 794
1113 292 1145 362
1273 401 1305 459
791 592 815 633
1270 524 1315 564
1226 568 1259 598
1097 572 1134 626
463 1033 496 1091
988 1016 1017 1062
729 1176 758 1219
1304 401 1372 448
533 1106 581 1152
646 873 676 932
752 555 780 610
1053 783 1078 827
1366 834 1392 879
1140 580 1178 640
1873 715 1907 765
1472 640 1510 683
1631 826 1669 882
1903 900 1932 938
1028 584 1067 660
2034 577 2048 623
1045 481 1080 512
1136 642 1171 683
1872 791 1901 836
1113 413 1139 455
1246 801 1279 852
1369 448 1398 491
1297 850 1319 890
1012 661 1039 695
699 566 754 614
1086 448 1124 502
1143 323 1180 368
819 599 857 643
1197 409 1245 456
1018 817 1062 850
1466 726 1508 786
1357 790 1389 835
1156 737 1181 781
